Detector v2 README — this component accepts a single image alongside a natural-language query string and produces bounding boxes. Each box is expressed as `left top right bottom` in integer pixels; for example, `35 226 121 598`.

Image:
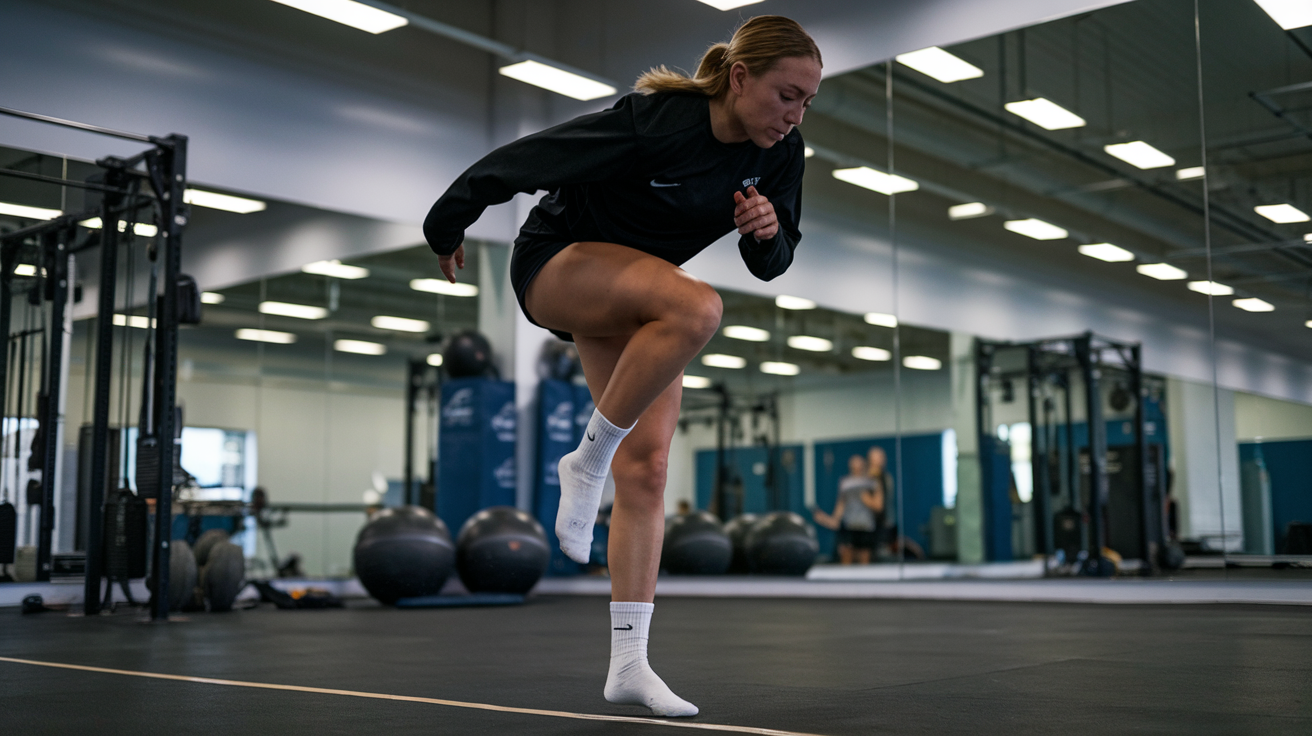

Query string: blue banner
438 379 516 536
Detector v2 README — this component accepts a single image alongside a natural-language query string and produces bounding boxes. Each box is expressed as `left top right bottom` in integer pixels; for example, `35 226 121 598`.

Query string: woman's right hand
439 243 465 283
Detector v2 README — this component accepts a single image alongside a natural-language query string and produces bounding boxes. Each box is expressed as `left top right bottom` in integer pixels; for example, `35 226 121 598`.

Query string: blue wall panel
437 379 516 538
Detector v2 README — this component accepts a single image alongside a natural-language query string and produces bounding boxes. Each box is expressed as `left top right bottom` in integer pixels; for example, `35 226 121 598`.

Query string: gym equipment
437 378 516 536
354 505 455 605
443 330 494 378
537 340 580 382
201 541 245 612
404 358 441 509
723 513 758 573
455 506 549 594
744 511 818 576
167 540 198 612
662 511 732 575
193 528 229 567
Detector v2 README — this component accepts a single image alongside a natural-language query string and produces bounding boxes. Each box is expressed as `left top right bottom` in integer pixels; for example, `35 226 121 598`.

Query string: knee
612 452 668 507
677 283 722 345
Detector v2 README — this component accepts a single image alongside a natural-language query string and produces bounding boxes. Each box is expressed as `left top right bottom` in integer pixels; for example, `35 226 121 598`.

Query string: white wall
1166 376 1242 550
1234 392 1312 443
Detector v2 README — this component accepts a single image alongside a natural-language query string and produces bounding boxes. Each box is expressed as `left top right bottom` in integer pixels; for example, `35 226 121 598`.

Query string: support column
950 331 983 563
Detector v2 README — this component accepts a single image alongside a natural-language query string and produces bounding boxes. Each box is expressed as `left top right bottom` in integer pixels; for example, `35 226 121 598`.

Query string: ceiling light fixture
787 335 833 352
895 47 984 83
14 264 44 277
695 0 765 9
371 315 430 332
235 328 296 344
775 295 817 310
426 353 444 367
864 312 898 328
268 0 408 33
1136 263 1188 280
1004 218 1068 240
1233 297 1274 312
183 188 266 214
335 339 387 355
79 218 158 237
948 202 993 220
804 146 815 159
113 314 154 329
1188 280 1234 296
1176 166 1205 181
200 292 225 304
722 325 770 342
832 167 919 195
303 259 369 279
1254 0 1312 30
760 361 800 376
498 60 617 101
1078 243 1135 262
1003 98 1086 130
701 354 746 369
259 301 328 320
903 356 942 371
1104 141 1175 169
0 202 61 220
410 278 479 297
682 375 712 389
851 346 892 362
1254 204 1310 224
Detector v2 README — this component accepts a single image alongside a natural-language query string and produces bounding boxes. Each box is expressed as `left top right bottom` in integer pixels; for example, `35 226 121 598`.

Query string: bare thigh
573 334 682 463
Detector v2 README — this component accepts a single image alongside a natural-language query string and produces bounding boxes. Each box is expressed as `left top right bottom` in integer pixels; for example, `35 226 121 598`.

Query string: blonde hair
634 16 821 98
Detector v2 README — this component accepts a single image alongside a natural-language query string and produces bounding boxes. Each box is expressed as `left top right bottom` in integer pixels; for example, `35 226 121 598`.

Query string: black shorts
510 235 575 342
836 528 877 550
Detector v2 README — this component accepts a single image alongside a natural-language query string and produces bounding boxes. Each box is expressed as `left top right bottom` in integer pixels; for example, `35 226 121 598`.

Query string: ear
728 61 749 96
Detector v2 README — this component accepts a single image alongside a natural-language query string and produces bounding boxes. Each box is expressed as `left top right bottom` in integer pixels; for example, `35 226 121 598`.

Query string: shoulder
622 91 709 137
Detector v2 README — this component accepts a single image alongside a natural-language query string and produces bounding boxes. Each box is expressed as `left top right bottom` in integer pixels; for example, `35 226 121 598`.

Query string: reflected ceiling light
787 335 833 352
1305 233 1312 243
259 301 328 320
760 361 800 376
113 314 154 329
804 146 815 158
722 325 770 342
410 278 479 297
13 264 38 277
903 355 942 371
832 166 919 195
303 259 369 279
851 346 892 362
701 354 746 369
695 0 765 9
775 295 816 310
682 375 712 389
426 353 444 367
1004 218 1068 240
200 292 225 304
948 202 993 220
1078 243 1135 262
335 339 387 355
1136 263 1188 280
1104 141 1175 169
268 0 408 33
864 312 898 328
1188 280 1234 296
235 328 296 344
1255 203 1310 224
371 315 430 332
895 47 984 83
498 60 617 101
0 202 61 220
79 218 158 237
1233 297 1275 312
1306 320 1312 329
183 188 266 213
1176 166 1205 181
1003 98 1086 130
1254 0 1312 30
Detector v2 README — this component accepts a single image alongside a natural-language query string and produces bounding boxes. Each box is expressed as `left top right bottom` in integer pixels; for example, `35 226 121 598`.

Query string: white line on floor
0 656 825 736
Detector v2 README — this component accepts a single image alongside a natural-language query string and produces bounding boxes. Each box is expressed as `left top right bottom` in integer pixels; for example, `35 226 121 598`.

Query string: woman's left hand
733 185 778 241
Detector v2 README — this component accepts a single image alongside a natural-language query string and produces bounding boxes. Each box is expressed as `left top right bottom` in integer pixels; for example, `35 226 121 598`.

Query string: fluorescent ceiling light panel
723 325 770 342
1254 0 1312 30
13 264 39 277
200 292 225 304
1255 204 1310 223
1305 233 1312 243
268 0 408 33
235 328 296 344
1003 98 1086 130
1136 263 1188 280
775 295 816 310
804 146 815 159
695 0 765 9
259 301 328 320
113 314 154 329
682 375 712 389
949 202 993 220
1104 141 1175 169
303 259 368 279
0 202 61 220
895 46 984 83
1078 243 1135 262
426 353 444 367
410 278 479 297
903 355 942 371
701 354 746 369
498 60 616 101
371 315 430 332
864 312 898 328
1004 218 1068 240
851 346 892 362
760 361 800 376
79 218 158 237
183 188 266 214
832 167 919 195
1233 297 1275 312
787 335 833 352
335 339 387 355
1176 166 1205 181
1188 280 1234 296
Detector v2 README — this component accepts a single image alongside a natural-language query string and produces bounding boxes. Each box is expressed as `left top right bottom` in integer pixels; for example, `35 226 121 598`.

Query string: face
729 55 822 148
867 447 886 472
848 455 867 476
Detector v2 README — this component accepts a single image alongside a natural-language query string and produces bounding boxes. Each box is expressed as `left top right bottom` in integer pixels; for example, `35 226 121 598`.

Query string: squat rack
0 106 188 620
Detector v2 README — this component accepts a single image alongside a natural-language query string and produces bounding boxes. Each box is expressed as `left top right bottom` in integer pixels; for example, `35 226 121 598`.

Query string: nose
784 105 804 126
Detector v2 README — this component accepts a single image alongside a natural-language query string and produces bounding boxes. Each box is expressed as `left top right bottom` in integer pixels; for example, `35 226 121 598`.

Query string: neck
708 95 748 144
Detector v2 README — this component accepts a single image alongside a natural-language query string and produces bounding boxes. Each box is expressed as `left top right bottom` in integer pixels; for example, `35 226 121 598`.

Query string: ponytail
634 16 820 98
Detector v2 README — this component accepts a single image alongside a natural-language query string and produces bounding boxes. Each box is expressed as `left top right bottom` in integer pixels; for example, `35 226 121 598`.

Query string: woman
424 16 821 717
812 454 882 564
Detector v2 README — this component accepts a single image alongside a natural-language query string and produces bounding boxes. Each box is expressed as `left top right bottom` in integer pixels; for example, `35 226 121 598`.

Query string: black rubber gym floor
2 594 1310 734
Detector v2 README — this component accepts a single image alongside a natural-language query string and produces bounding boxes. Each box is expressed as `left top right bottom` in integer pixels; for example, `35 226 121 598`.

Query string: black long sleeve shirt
423 91 804 282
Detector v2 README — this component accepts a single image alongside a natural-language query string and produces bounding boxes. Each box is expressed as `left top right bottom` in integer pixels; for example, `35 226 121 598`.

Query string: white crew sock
556 409 632 564
604 602 698 717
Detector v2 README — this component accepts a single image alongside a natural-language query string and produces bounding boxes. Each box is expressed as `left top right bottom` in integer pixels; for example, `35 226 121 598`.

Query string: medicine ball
745 511 818 576
722 513 759 573
456 506 550 594
443 330 494 378
193 529 229 567
165 540 198 611
537 340 581 382
202 541 246 612
354 505 455 605
662 511 732 575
